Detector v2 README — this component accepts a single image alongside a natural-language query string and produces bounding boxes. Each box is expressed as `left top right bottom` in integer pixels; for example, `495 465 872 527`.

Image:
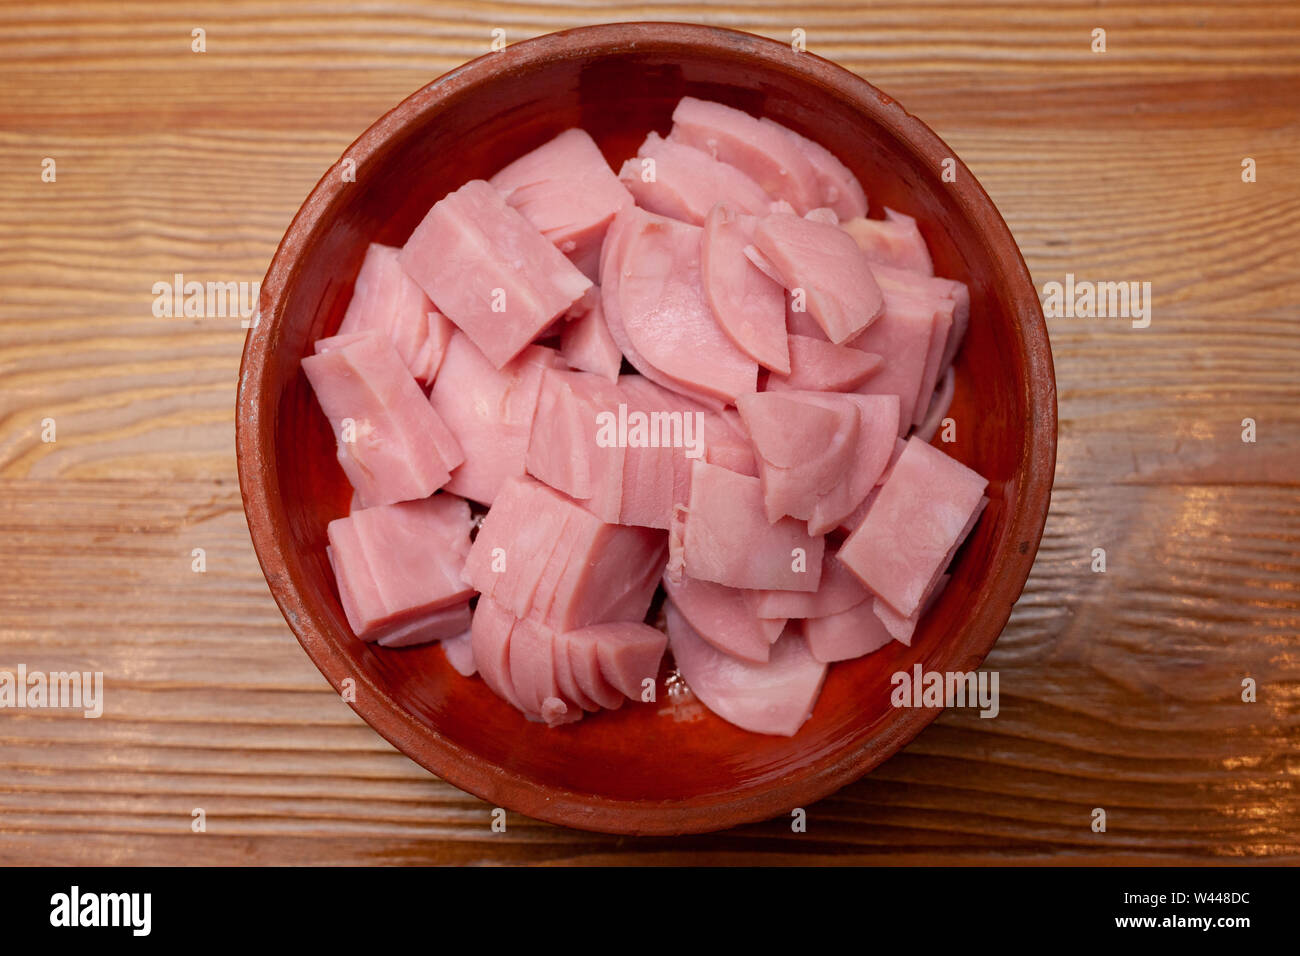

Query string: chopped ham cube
848 291 943 432
667 602 827 736
618 131 771 224
840 438 988 617
560 627 627 711
602 205 758 405
748 547 871 620
338 243 455 383
470 597 528 710
662 572 783 663
752 212 884 344
526 368 626 522
801 598 894 663
761 118 868 220
584 621 668 699
303 331 464 507
428 333 563 505
326 494 475 644
682 460 824 591
766 335 883 392
398 179 592 368
559 292 622 382
841 209 935 276
490 128 633 281
700 203 790 374
669 97 820 213
873 573 951 646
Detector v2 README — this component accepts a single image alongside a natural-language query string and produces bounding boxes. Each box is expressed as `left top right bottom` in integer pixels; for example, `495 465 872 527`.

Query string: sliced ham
700 203 789 374
752 212 884 344
428 332 562 505
303 332 463 507
375 603 472 648
525 368 626 522
662 572 779 664
469 596 527 710
562 627 627 711
847 292 941 433
839 438 988 617
867 262 970 374
841 208 934 276
440 628 477 676
398 179 592 368
579 621 668 699
603 205 758 405
618 131 771 224
669 97 820 213
873 573 951 646
559 292 622 382
338 243 455 383
766 334 883 392
915 366 957 442
801 598 894 663
489 128 634 281
761 118 868 220
681 460 823 592
666 603 827 736
748 547 871 620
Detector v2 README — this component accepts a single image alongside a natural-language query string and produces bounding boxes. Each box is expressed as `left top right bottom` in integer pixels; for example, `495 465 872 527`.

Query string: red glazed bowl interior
236 22 1056 835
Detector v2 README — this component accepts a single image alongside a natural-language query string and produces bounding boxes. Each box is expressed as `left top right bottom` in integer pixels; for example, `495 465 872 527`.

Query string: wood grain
0 0 1297 864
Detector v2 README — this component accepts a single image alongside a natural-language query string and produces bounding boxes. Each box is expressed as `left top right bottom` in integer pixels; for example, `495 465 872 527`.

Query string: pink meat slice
469 597 527 710
398 179 592 369
463 476 666 630
737 391 859 524
540 696 582 727
700 203 790 374
798 392 902 535
375 602 471 648
563 627 626 711
910 302 955 427
915 366 957 443
765 334 883 392
666 602 827 737
835 436 908 534
607 205 758 405
839 438 988 617
760 117 868 220
618 131 771 224
552 629 600 712
559 293 622 382
748 547 871 620
841 209 934 276
508 614 560 715
338 242 454 383
801 598 894 663
752 212 884 344
868 262 971 374
668 97 820 213
847 291 941 433
662 571 776 664
429 332 562 505
526 368 626 522
560 622 669 700
440 627 477 677
682 460 823 592
489 128 634 282
873 573 951 646
303 332 464 507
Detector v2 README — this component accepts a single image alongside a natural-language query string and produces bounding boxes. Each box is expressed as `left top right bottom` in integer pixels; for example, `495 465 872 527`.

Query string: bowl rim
236 20 1057 836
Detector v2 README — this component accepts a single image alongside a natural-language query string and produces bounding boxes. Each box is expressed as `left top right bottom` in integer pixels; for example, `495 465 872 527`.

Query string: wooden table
1 1 1296 865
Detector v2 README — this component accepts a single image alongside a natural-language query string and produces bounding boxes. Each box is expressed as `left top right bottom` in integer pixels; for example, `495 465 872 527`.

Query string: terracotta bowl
236 22 1056 835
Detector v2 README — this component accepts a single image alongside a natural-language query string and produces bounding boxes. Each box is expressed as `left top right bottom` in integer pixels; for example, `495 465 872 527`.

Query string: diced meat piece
303 332 464 507
559 293 622 382
490 128 634 281
463 476 666 630
440 628 477 676
338 243 454 383
602 205 758 405
803 393 900 535
911 304 955 428
552 629 601 712
700 203 790 374
737 391 859 524
669 97 820 213
761 120 867 219
873 573 951 646
915 366 956 442
398 179 592 368
840 438 988 616
618 132 771 224
374 602 471 648
867 263 970 374
801 598 894 663
835 436 908 534
752 212 884 344
666 603 827 736
470 597 527 711
429 333 562 505
540 696 582 727
766 335 883 392
562 627 627 711
847 292 941 433
662 572 777 664
526 368 626 522
841 209 934 276
568 621 667 699
748 547 871 620
508 614 560 715
682 460 824 591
